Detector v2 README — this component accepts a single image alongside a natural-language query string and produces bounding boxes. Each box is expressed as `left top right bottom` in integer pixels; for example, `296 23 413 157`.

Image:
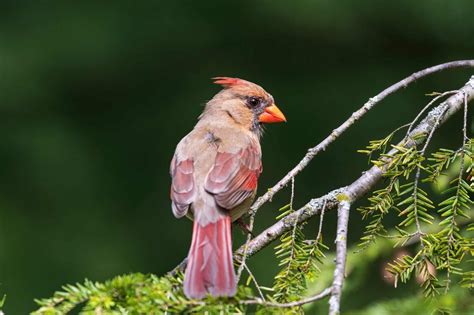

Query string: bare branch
240 287 331 308
405 91 458 137
234 75 474 261
329 200 351 315
316 199 327 243
463 91 469 142
236 217 254 282
303 200 327 272
250 60 474 215
242 263 266 301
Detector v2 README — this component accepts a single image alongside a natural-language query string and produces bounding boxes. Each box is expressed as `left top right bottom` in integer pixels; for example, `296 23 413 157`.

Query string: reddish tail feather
184 215 236 299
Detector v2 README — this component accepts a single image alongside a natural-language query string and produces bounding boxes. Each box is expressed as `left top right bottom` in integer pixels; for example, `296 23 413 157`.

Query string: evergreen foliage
271 203 327 312
30 97 474 314
34 273 253 314
359 131 474 299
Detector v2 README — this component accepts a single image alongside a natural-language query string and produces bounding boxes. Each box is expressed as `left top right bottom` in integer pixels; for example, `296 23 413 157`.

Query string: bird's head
201 77 286 134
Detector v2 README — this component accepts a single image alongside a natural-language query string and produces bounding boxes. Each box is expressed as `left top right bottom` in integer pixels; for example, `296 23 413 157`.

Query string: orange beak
258 104 287 123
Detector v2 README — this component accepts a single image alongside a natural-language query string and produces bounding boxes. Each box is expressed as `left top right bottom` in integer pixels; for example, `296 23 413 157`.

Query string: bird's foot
235 218 255 237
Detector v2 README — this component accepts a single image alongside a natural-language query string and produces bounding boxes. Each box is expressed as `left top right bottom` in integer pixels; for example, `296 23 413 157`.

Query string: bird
170 77 286 299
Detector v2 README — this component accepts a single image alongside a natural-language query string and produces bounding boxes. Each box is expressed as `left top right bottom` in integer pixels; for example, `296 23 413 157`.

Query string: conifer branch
445 91 469 291
410 99 450 241
250 60 474 215
233 75 474 262
234 63 474 299
303 200 327 272
171 74 474 276
37 67 474 314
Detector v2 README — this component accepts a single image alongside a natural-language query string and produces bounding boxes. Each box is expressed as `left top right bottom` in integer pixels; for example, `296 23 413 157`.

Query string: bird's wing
205 142 262 210
170 154 196 218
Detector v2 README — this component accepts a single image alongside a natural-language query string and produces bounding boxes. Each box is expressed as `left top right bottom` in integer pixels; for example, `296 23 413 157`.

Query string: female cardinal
170 77 286 299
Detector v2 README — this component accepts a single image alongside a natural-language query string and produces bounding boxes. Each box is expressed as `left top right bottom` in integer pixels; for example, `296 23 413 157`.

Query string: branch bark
329 200 351 315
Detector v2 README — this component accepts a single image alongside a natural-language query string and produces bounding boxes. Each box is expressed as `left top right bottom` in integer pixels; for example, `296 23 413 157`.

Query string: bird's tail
183 215 236 299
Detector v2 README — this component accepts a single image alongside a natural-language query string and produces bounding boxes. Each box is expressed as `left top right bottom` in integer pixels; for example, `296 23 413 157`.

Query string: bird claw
235 218 255 237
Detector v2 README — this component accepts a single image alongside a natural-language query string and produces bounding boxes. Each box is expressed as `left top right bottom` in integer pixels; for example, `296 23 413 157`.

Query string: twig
238 177 296 283
410 96 451 242
243 263 266 301
239 174 294 282
235 189 343 260
445 91 469 292
462 91 469 143
463 91 470 142
302 199 327 271
329 200 351 315
240 287 331 308
316 199 327 243
170 258 187 277
290 176 295 209
405 91 458 137
250 60 474 215
283 178 300 278
236 217 253 282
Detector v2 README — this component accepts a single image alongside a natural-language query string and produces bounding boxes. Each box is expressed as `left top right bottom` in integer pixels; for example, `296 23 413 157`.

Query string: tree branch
234 75 474 261
329 200 351 315
170 74 474 274
250 60 474 215
241 287 331 308
171 69 474 278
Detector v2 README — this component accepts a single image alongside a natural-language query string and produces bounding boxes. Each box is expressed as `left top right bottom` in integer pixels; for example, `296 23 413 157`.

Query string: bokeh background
1 1 473 313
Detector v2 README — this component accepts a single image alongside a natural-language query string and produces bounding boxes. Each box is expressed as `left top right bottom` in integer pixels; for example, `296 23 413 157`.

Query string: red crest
212 77 250 88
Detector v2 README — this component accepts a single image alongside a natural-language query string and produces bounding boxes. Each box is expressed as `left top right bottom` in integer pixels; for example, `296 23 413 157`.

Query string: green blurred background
0 1 473 313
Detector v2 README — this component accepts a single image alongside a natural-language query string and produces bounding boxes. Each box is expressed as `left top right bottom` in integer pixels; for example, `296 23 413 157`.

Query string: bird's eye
247 97 260 107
